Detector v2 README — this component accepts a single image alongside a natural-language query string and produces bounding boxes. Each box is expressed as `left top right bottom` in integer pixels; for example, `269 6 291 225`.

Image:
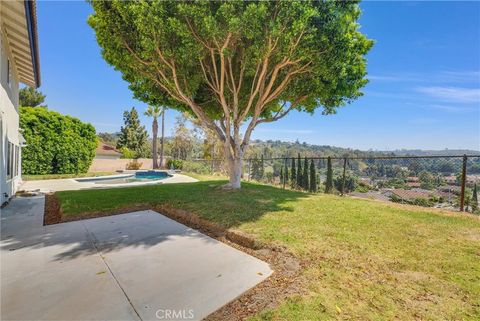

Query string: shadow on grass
1 181 309 261
57 180 310 228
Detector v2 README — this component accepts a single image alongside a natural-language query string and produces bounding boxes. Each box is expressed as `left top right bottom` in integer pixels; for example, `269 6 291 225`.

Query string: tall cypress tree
297 153 302 188
260 154 265 180
285 164 289 186
472 183 478 212
117 107 148 155
325 156 333 193
291 158 296 188
310 159 317 192
251 155 261 180
303 157 309 190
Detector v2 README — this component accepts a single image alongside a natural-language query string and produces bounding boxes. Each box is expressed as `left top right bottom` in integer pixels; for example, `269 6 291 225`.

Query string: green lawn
56 180 480 320
23 172 116 181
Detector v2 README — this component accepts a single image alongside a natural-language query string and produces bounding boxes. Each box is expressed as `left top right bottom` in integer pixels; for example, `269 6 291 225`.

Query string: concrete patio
1 196 272 321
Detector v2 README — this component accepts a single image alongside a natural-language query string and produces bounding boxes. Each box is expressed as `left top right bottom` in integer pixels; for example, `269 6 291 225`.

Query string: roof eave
24 0 40 88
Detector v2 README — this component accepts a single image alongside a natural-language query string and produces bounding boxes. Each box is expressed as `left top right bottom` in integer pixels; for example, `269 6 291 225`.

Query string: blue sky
35 1 479 151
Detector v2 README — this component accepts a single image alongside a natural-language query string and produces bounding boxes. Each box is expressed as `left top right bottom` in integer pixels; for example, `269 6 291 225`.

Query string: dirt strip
43 193 308 320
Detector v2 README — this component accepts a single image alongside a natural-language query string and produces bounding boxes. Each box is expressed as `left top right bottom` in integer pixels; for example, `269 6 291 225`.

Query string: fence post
341 157 347 196
460 154 467 212
248 159 251 181
211 159 214 174
283 158 287 189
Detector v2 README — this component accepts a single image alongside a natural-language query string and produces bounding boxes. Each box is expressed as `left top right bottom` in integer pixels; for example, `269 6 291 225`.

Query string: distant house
389 189 431 201
437 185 462 195
406 176 421 188
1 0 40 204
95 141 122 160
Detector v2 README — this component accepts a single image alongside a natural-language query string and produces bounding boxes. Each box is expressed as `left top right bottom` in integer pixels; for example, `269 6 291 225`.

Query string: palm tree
159 107 165 168
144 106 163 169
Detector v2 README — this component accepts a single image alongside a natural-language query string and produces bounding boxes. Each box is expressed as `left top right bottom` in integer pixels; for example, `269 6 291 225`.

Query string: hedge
20 107 97 175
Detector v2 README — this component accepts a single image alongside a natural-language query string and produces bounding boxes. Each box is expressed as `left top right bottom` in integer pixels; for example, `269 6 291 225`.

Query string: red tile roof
96 141 121 156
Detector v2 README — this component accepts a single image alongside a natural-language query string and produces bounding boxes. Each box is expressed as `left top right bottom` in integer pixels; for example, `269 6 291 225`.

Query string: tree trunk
226 156 242 189
152 118 158 169
159 110 165 168
222 138 244 189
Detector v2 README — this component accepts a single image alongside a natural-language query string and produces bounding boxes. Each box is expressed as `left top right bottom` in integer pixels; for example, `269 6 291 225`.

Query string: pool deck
19 172 198 193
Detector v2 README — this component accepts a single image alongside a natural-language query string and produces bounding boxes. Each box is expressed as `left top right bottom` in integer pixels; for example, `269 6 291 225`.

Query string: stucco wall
0 31 21 204
89 158 157 172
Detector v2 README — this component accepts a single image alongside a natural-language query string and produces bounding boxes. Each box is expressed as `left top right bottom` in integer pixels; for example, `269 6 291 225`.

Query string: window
6 142 12 179
14 146 19 177
7 58 11 85
6 142 18 179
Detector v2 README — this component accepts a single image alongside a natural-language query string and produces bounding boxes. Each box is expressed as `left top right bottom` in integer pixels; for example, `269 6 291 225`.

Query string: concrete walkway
1 196 272 321
20 172 198 193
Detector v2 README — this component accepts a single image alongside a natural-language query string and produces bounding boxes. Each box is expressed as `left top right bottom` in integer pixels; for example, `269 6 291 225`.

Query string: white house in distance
0 0 40 205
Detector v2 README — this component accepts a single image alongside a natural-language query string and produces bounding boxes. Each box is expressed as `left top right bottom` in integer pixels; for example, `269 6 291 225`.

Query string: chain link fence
185 155 479 213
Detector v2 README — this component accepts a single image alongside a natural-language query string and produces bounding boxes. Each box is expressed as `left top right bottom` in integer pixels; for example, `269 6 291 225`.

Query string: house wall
0 30 22 204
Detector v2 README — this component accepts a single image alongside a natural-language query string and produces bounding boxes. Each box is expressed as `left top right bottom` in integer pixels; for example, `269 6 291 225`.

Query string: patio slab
1 196 272 321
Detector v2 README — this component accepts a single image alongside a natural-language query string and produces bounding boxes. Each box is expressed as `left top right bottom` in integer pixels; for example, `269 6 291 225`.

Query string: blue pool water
76 171 172 184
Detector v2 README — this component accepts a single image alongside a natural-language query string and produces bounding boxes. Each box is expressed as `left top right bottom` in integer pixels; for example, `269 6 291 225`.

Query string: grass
55 180 480 320
23 172 117 181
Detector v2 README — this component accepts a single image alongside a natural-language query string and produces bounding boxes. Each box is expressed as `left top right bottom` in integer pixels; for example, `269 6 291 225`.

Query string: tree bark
222 138 244 189
159 110 165 168
225 156 242 189
152 118 158 169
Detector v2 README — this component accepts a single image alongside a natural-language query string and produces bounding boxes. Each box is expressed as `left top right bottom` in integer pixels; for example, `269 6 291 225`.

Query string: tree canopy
89 0 372 188
19 87 46 107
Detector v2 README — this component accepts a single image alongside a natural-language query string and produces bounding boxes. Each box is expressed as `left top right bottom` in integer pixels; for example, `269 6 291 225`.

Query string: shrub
181 160 211 174
333 175 357 193
119 147 136 159
167 159 184 170
355 182 370 193
20 107 97 174
126 160 142 170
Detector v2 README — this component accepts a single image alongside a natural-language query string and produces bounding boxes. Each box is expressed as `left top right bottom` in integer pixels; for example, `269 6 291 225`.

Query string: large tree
19 87 46 107
117 107 148 157
89 0 372 188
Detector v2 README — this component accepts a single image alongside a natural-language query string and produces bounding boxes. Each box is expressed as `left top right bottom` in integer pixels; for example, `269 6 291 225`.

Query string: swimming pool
75 171 172 185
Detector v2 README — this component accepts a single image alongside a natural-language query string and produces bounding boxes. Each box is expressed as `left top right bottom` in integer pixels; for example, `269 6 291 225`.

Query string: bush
355 182 370 193
333 175 357 193
126 160 142 170
181 160 211 174
20 107 97 174
119 147 136 159
167 159 184 170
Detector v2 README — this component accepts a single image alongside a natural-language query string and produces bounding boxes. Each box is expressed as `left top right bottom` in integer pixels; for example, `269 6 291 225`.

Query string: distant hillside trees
20 107 97 174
